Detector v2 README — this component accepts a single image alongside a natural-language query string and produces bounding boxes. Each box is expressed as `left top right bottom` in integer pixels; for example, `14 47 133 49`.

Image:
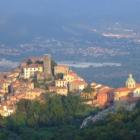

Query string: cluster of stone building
0 55 88 116
0 54 139 116
53 65 88 95
22 55 88 95
0 55 52 116
81 74 140 108
0 69 45 117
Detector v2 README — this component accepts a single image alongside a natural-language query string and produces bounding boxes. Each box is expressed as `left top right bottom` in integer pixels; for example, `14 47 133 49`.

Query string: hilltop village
0 54 140 117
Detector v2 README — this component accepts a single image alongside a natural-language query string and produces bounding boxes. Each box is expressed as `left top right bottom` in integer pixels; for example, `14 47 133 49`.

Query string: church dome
126 74 136 89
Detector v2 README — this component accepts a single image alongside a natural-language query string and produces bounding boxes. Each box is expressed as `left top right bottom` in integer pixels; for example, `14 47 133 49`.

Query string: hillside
0 94 140 140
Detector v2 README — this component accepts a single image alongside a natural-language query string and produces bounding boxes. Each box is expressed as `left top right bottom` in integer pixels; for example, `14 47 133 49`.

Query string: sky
0 0 140 44
0 0 140 17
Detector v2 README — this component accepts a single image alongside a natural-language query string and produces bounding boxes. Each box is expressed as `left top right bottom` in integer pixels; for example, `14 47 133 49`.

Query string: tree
35 60 43 65
83 85 94 93
55 73 64 80
26 59 32 65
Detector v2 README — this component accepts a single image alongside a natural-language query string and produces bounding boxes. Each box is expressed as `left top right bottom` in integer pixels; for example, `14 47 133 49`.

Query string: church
114 74 140 101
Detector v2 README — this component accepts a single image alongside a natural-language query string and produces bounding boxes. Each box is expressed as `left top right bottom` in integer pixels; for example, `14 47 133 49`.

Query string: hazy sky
0 0 140 44
0 0 140 17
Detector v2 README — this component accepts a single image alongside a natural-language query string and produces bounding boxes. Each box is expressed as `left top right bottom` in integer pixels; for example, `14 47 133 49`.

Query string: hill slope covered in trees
0 94 140 140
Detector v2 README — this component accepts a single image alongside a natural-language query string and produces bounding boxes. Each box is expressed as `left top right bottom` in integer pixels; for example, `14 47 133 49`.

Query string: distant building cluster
0 70 44 117
81 74 140 108
0 54 87 117
114 74 140 101
0 54 139 117
54 65 87 95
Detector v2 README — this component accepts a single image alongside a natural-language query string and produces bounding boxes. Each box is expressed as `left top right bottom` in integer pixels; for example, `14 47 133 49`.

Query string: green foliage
5 94 91 128
35 60 43 65
55 73 64 80
34 80 49 90
0 94 93 139
83 85 94 93
1 94 140 140
26 59 32 65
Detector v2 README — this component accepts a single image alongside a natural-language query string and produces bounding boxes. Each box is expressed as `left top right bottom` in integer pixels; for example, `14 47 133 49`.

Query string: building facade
55 79 68 88
43 54 53 80
54 65 69 75
23 64 43 79
114 74 140 100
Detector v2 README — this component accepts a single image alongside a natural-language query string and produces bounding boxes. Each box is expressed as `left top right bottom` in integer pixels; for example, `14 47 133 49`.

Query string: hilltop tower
43 54 53 80
126 74 136 89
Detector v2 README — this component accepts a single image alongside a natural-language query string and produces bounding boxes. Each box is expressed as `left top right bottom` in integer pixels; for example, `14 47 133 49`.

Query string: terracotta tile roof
68 71 77 76
32 88 44 92
12 80 21 85
56 87 68 90
114 87 132 92
0 79 10 83
71 80 87 85
136 84 140 88
98 87 114 94
119 96 140 102
56 79 67 82
23 64 43 68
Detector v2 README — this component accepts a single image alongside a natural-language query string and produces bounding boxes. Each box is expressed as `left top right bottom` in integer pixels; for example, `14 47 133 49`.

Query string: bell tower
43 54 53 80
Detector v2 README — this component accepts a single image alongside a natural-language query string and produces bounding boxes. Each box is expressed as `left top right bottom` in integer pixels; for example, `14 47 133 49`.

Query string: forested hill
0 93 140 140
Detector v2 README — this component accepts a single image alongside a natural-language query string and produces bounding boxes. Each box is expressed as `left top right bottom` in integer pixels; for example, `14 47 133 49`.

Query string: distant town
0 54 140 117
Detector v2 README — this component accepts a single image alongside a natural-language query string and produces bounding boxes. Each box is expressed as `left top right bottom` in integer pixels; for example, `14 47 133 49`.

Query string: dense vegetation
0 94 93 140
0 94 140 140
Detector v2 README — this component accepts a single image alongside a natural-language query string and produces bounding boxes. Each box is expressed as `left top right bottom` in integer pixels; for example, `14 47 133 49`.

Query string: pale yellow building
64 71 78 82
54 65 69 75
23 88 44 100
0 80 11 94
0 105 15 117
23 64 43 79
56 87 68 96
69 80 88 92
55 79 68 88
